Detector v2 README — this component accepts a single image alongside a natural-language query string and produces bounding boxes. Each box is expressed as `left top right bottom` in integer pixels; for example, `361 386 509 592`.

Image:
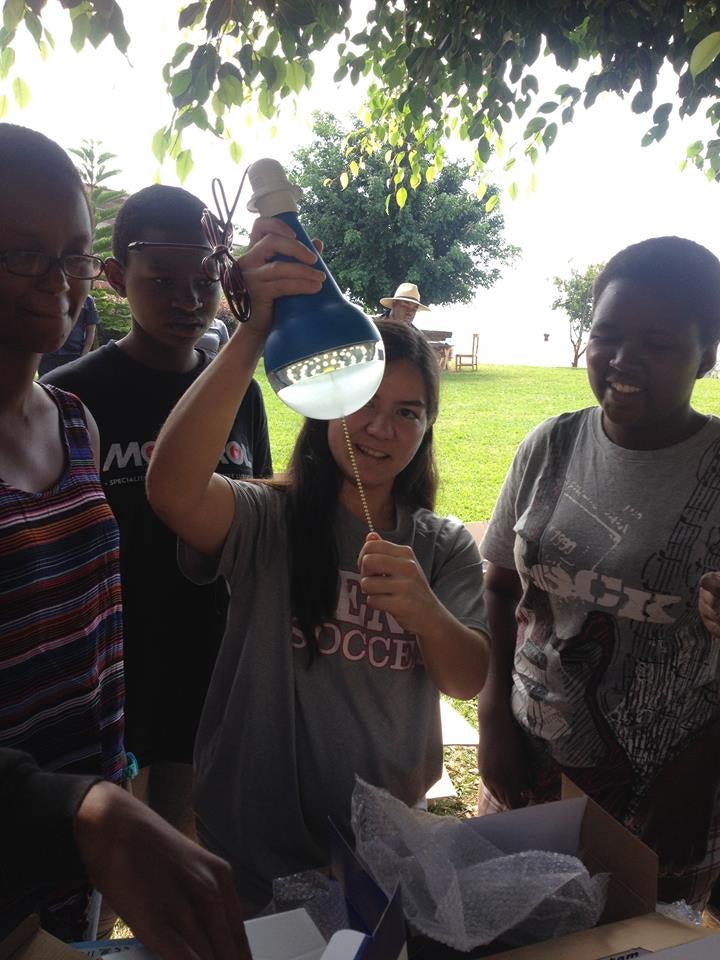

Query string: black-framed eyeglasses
126 241 223 282
200 176 252 324
0 250 105 280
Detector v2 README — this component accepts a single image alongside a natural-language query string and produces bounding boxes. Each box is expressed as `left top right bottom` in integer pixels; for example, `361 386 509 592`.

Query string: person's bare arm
699 571 720 636
639 715 720 873
76 781 250 960
83 404 101 472
146 220 325 557
358 533 489 698
476 561 530 808
81 323 96 356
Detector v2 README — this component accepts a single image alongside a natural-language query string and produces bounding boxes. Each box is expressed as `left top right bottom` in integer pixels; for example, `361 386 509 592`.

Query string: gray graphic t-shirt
180 481 487 905
482 407 720 805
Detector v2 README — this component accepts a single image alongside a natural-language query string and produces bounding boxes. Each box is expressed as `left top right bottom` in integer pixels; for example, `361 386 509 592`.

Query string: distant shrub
93 282 132 343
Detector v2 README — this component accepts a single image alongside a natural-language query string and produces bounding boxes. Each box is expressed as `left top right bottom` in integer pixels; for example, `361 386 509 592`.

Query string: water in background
415 271 580 368
415 249 584 367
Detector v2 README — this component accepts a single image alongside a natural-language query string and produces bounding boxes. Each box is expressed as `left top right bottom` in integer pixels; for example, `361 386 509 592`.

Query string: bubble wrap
269 870 350 942
656 900 704 926
351 778 608 952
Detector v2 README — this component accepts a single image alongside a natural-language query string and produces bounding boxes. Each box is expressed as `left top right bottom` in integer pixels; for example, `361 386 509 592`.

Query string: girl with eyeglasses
0 121 123 938
0 122 317 945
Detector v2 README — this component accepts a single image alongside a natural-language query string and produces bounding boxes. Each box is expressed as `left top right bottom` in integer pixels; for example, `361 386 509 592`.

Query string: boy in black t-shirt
43 185 272 838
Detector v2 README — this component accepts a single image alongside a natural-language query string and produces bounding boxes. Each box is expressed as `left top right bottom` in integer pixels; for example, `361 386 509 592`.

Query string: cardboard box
460 780 719 959
0 916 83 960
486 913 718 959
4 787 719 960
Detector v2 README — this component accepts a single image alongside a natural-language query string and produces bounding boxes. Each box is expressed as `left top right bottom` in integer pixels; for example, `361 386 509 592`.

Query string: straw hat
379 282 430 311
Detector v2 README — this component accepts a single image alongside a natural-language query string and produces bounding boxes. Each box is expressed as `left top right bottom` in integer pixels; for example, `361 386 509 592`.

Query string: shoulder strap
522 408 589 568
41 383 95 468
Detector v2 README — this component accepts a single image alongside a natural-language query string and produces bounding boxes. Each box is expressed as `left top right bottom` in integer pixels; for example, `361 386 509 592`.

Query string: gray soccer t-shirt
180 481 487 905
482 406 720 797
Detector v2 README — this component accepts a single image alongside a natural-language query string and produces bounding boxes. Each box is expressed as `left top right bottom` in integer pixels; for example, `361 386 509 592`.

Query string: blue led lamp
247 158 385 420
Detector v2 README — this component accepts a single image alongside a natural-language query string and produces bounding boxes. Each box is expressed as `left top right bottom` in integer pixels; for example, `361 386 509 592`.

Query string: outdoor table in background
420 329 454 370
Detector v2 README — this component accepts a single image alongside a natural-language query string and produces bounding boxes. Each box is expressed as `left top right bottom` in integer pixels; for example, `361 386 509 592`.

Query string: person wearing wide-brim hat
378 282 430 325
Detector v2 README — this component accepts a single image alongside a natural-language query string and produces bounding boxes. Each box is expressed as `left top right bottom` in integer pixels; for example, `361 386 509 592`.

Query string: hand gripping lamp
247 158 385 419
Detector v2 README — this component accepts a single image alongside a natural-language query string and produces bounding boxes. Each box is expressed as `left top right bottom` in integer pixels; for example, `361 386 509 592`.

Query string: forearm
146 325 264 522
418 607 489 699
81 327 96 354
0 749 98 899
477 582 521 720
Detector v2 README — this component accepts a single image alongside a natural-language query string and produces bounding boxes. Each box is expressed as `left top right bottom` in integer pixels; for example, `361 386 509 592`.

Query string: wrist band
122 751 139 781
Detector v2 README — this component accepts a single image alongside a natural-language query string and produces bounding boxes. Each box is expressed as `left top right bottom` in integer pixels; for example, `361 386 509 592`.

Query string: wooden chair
454 332 479 372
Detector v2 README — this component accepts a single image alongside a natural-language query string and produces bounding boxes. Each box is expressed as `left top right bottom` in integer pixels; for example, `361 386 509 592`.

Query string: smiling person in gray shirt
478 236 720 910
147 308 490 911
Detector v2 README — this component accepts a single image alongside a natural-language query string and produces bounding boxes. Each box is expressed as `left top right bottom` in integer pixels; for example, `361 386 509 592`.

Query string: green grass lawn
258 364 720 521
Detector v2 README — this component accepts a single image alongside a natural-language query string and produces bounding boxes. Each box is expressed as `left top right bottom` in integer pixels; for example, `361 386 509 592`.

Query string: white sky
6 1 720 366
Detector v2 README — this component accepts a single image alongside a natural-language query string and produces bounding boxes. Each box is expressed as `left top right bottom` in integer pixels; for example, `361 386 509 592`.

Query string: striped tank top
0 385 125 782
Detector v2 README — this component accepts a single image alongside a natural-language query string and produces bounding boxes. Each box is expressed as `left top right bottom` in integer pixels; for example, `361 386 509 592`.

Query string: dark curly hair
593 236 720 345
0 123 87 212
112 184 209 263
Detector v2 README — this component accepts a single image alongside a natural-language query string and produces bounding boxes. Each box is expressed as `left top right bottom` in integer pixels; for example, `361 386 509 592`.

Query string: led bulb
267 340 385 419
247 158 385 420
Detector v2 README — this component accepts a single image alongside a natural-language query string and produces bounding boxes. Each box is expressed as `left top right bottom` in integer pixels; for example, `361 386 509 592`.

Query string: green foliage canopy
70 138 126 261
551 261 605 368
290 113 519 311
4 2 720 189
70 138 132 337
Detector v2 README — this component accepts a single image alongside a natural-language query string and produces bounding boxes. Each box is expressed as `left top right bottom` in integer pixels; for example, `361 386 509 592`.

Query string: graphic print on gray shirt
180 481 488 905
482 406 720 808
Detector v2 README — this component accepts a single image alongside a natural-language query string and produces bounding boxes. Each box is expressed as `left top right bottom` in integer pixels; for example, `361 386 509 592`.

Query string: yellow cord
341 416 374 533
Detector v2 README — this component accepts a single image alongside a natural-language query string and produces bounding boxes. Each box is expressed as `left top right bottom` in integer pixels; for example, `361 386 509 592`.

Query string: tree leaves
542 122 557 150
7 1 720 186
11 74 28 107
152 127 170 164
0 45 14 78
289 112 518 310
523 116 546 138
69 138 125 259
178 2 205 30
552 262 605 366
286 59 304 94
690 31 720 79
70 9 90 51
23 9 42 44
2 0 24 33
175 148 193 183
258 86 273 119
